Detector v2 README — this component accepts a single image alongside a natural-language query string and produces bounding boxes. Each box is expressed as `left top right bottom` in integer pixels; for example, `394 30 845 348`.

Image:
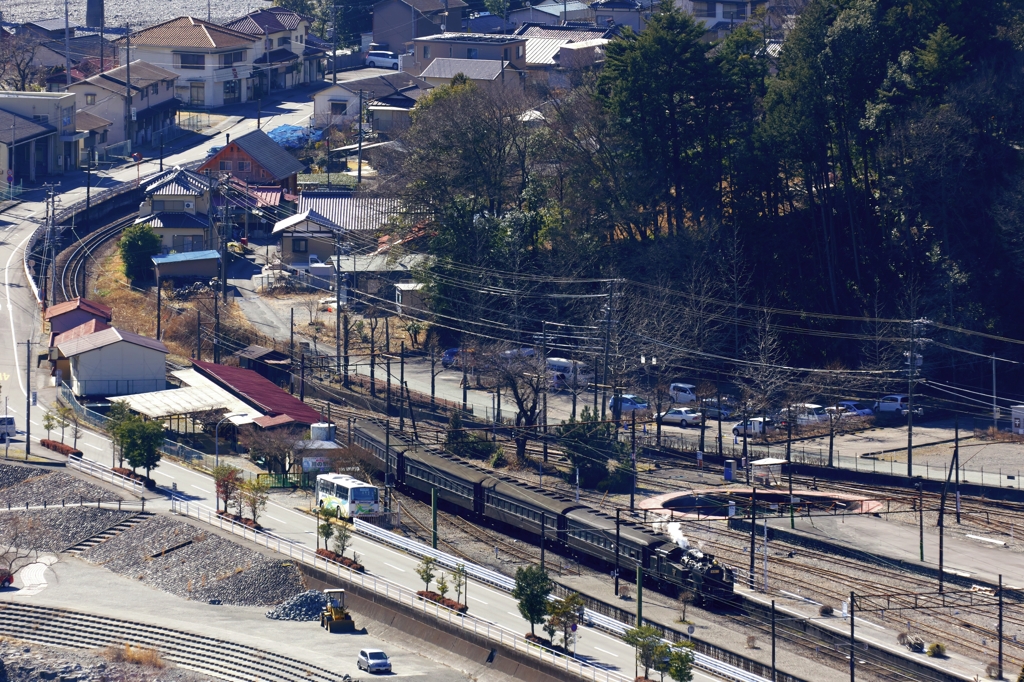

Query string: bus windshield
351 487 378 503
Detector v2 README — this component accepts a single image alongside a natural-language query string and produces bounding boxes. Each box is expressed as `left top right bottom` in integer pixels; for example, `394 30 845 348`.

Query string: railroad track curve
0 601 352 682
58 214 137 303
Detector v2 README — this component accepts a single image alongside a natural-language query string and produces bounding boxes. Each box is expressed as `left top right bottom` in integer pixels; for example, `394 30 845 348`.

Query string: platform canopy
110 368 260 424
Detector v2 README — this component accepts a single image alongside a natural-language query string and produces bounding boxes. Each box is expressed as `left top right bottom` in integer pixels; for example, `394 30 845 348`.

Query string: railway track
57 214 137 303
0 602 351 682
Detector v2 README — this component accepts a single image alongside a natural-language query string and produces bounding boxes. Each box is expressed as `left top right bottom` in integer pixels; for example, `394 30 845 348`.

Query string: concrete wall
373 0 447 52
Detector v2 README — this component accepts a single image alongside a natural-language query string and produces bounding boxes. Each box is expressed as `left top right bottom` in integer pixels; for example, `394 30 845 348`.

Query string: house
68 61 179 157
75 110 112 161
20 19 73 41
56 326 169 396
0 91 81 178
42 34 119 91
511 24 615 82
508 0 596 26
272 209 340 266
236 344 292 386
590 0 646 30
372 0 468 54
192 359 323 425
296 191 401 232
407 33 527 76
463 13 516 34
678 0 767 33
44 297 113 336
311 72 432 131
48 318 110 383
223 8 325 89
333 253 428 308
419 58 524 88
197 129 306 193
118 17 258 108
137 166 215 253
152 250 221 280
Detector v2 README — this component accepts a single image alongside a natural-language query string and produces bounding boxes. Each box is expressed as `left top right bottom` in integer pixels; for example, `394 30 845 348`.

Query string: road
0 85 727 682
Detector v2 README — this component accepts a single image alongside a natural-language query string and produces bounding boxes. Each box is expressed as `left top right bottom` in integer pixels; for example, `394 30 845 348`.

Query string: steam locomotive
352 423 739 607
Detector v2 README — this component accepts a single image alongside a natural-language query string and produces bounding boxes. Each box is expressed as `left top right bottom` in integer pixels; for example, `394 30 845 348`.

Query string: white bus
316 474 380 518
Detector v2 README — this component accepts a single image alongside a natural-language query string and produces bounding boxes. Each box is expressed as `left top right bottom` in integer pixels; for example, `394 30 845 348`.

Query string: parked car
836 400 874 416
206 145 223 157
357 649 392 673
874 394 922 417
441 348 460 368
441 348 475 369
669 382 697 404
791 403 829 425
702 405 734 421
365 50 399 69
732 417 777 437
609 394 649 417
0 569 12 587
0 415 14 442
657 407 703 427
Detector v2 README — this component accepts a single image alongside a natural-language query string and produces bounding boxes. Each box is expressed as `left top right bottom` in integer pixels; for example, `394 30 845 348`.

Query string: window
237 160 251 171
221 50 245 66
190 82 205 105
180 53 205 69
691 1 716 16
278 36 291 47
153 200 186 211
151 83 158 95
32 115 48 124
422 45 430 59
85 93 96 105
516 45 523 58
467 48 478 59
331 101 348 116
298 34 303 44
99 130 107 143
723 2 746 18
172 235 204 251
292 238 308 253
219 160 232 170
166 80 173 91
265 38 273 50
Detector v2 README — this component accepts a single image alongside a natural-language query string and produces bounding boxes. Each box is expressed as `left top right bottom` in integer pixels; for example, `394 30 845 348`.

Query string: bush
215 510 263 530
819 604 834 617
43 440 83 457
926 642 946 658
112 467 156 489
119 223 161 281
416 590 468 613
315 548 365 572
102 643 165 668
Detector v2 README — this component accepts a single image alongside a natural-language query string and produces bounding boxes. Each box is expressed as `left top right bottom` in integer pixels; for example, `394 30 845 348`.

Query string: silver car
357 649 392 674
657 407 703 427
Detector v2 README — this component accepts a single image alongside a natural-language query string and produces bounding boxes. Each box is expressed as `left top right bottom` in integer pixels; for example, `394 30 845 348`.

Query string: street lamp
215 413 249 467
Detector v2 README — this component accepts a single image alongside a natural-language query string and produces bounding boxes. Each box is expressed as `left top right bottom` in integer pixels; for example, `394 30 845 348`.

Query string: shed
44 297 113 335
1013 405 1024 435
57 327 168 397
236 344 292 386
152 250 221 281
750 457 787 487
192 359 322 425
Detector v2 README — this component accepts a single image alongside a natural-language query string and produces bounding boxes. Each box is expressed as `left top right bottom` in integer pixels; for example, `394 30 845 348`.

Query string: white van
669 383 696 403
546 358 592 390
0 416 15 442
792 403 828 425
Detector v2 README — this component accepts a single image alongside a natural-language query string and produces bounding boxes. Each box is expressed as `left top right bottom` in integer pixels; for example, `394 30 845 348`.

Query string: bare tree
484 345 547 468
424 331 447 408
738 309 789 474
0 516 44 581
0 33 42 91
239 425 309 474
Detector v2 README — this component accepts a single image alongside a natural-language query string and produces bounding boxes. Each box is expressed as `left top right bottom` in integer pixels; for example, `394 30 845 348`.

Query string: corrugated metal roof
113 367 260 422
152 250 221 265
515 24 613 40
0 108 54 146
525 37 572 65
215 129 306 182
398 0 468 13
272 209 339 234
45 297 113 322
123 17 255 49
192 360 322 425
421 58 507 81
297 192 401 232
138 213 209 230
57 327 168 357
53 319 111 346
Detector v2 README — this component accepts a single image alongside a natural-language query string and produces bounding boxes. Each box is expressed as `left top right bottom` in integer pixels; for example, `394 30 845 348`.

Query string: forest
368 0 1024 400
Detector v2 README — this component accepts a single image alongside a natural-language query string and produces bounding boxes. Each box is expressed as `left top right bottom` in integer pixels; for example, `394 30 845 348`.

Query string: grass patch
102 643 166 668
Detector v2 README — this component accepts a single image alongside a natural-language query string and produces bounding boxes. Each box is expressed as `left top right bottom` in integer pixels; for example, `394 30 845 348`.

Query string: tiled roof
420 58 508 81
122 17 255 49
57 327 168 357
514 23 614 40
152 250 221 265
53 319 111 346
42 34 115 61
384 0 468 13
297 192 401 231
144 166 211 196
330 72 433 101
0 109 54 146
192 360 323 425
214 129 306 181
76 60 178 96
253 48 299 65
75 110 112 132
525 37 573 65
44 297 113 322
265 7 314 30
224 13 288 36
417 32 523 43
137 212 209 229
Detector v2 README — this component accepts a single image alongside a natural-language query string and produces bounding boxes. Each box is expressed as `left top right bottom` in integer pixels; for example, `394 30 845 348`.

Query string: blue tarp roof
266 124 323 150
152 250 221 264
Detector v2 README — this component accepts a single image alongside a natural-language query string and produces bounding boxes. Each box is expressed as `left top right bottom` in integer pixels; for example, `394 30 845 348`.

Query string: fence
1 498 146 513
351 519 770 682
170 498 630 682
67 455 146 496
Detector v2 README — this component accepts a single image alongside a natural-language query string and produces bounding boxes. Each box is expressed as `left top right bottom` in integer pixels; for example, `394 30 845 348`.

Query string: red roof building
44 297 114 336
192 360 322 425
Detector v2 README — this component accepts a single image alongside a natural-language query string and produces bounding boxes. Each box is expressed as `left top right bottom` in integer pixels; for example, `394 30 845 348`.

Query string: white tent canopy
111 369 259 424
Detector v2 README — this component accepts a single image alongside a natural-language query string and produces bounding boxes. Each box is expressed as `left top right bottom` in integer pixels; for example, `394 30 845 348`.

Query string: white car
874 394 922 417
609 394 648 417
732 418 777 437
657 407 703 427
836 400 874 416
357 649 392 673
669 382 696 403
365 50 399 69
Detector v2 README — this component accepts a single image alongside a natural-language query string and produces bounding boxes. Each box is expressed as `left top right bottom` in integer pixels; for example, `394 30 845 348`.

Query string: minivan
365 50 400 69
0 416 14 442
791 403 828 425
669 383 696 403
546 357 592 390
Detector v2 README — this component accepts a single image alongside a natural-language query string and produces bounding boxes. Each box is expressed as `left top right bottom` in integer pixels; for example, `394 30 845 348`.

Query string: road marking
468 595 488 605
190 484 208 492
83 443 101 450
507 612 522 618
265 515 286 525
30 420 38 426
593 647 619 657
6 228 36 396
383 562 406 573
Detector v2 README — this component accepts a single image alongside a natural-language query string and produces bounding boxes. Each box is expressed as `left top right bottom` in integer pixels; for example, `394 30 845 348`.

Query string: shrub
926 642 946 658
819 604 834 617
102 643 165 668
416 590 468 613
42 440 83 457
315 548 364 572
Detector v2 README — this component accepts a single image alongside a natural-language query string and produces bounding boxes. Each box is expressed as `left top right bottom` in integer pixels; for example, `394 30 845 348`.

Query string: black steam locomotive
352 423 739 607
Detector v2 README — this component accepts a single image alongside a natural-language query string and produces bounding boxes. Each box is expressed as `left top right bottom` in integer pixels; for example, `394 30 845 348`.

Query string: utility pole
614 508 621 597
993 353 998 432
156 275 161 340
24 341 31 458
998 574 1004 679
788 404 794 528
125 24 133 150
916 479 924 562
907 319 915 477
213 293 220 363
849 591 855 682
630 410 636 512
601 281 613 421
749 488 757 590
335 237 341 375
289 308 295 357
771 601 777 682
64 0 71 89
300 353 306 401
195 308 201 360
540 512 545 570
399 342 405 431
159 133 164 171
431 486 437 549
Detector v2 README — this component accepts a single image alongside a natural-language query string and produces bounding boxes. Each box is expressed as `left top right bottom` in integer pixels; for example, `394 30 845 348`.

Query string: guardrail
170 498 630 682
67 455 146 496
353 519 770 682
0 498 146 513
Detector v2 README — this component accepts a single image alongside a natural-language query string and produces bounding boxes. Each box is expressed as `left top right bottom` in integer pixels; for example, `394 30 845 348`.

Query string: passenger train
351 423 739 607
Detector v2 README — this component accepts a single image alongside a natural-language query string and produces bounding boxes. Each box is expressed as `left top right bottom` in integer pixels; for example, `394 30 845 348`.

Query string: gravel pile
0 507 136 552
81 515 304 607
0 471 123 507
265 590 328 621
0 463 43 491
0 638 218 682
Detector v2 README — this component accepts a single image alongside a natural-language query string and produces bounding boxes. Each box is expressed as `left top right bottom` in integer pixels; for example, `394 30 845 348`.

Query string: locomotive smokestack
86 0 104 28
